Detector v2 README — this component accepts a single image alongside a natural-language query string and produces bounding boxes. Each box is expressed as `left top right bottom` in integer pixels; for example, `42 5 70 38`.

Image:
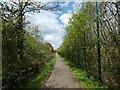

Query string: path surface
44 53 80 88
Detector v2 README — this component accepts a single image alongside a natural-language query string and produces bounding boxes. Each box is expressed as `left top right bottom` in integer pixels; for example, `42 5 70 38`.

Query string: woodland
58 2 120 88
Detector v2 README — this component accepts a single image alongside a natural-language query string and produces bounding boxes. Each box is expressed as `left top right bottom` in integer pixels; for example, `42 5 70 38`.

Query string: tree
2 0 59 88
58 2 120 88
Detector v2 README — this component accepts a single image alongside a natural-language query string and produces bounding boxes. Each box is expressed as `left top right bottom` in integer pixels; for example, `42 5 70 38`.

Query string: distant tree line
58 2 120 88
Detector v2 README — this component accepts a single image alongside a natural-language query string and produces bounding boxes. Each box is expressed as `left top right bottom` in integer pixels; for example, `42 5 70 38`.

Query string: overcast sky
26 2 82 50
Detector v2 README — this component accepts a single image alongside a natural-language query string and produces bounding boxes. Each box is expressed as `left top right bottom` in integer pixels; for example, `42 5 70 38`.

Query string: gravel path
44 53 81 88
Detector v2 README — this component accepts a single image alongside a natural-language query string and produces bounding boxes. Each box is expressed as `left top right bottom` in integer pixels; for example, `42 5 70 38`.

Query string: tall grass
24 58 56 89
62 58 109 89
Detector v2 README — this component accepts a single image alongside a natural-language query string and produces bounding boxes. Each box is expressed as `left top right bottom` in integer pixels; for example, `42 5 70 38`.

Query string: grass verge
62 58 109 89
24 58 56 90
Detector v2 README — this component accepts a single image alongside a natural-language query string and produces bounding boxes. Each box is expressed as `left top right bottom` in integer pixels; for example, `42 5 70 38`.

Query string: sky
26 1 82 50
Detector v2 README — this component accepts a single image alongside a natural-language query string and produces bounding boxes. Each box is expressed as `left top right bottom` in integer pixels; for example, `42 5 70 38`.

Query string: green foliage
2 16 54 89
63 58 109 89
58 2 120 88
2 1 56 89
1 1 65 89
25 58 56 89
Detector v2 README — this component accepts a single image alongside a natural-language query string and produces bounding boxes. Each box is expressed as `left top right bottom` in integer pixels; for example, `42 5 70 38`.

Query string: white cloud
59 13 71 26
26 10 65 49
44 33 64 49
44 35 54 41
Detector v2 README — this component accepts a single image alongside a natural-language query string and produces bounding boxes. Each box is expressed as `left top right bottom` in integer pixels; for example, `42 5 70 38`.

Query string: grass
62 58 109 90
24 58 56 90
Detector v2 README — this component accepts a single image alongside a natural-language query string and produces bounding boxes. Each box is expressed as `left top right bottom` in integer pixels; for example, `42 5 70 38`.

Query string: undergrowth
24 58 56 90
62 58 109 90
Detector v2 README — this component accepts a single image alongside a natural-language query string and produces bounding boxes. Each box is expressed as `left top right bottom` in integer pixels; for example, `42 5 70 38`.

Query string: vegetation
25 56 56 89
63 58 109 89
1 1 57 89
58 2 120 88
1 1 120 89
2 19 54 88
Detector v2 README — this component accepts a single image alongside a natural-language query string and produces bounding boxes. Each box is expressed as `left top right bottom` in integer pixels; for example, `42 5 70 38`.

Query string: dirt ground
44 53 81 88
